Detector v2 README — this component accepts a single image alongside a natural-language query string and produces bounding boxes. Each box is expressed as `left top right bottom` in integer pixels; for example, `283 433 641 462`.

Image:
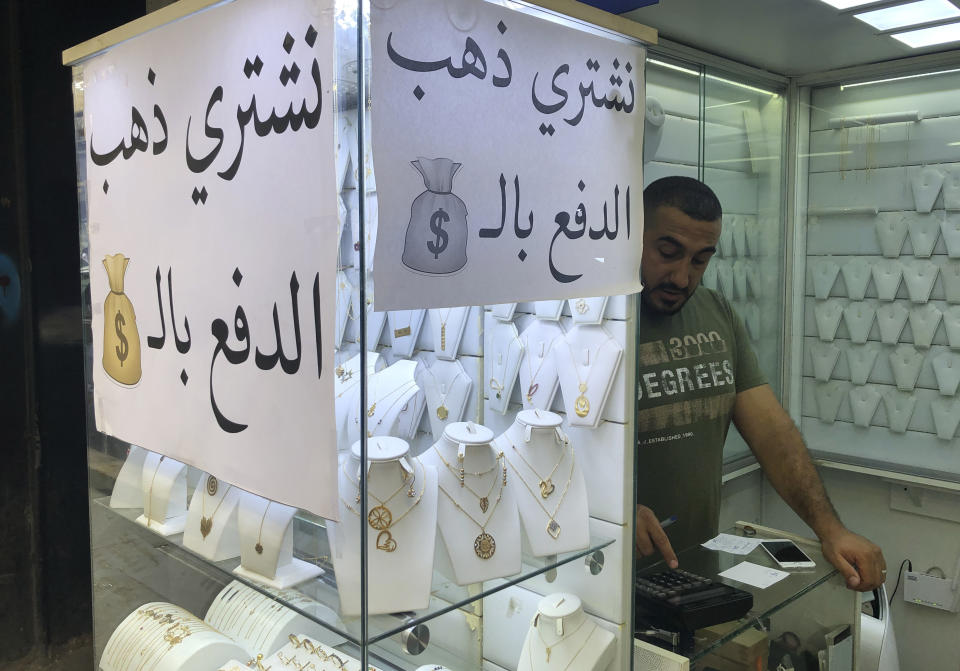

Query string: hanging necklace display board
812 258 840 300
908 304 942 348
518 320 565 411
533 300 565 321
109 445 148 509
346 360 421 444
842 302 875 344
497 411 589 556
943 261 960 304
931 398 960 440
889 345 925 392
942 214 960 257
137 452 188 536
907 212 941 258
872 260 903 301
485 319 525 415
334 270 354 350
427 306 470 360
553 325 623 427
903 260 939 303
849 385 882 428
421 422 522 585
883 390 917 434
234 493 323 589
943 306 960 348
568 297 608 325
841 257 871 301
933 352 960 395
328 437 438 616
416 358 473 440
516 594 614 671
335 352 382 443
364 277 388 349
814 300 844 342
875 214 909 257
847 344 880 385
99 602 247 671
387 309 426 358
810 342 841 382
877 303 909 345
183 474 242 561
490 303 519 321
814 381 847 424
911 167 944 213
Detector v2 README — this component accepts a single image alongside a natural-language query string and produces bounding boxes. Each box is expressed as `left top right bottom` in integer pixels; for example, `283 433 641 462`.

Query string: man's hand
820 528 886 592
635 505 678 568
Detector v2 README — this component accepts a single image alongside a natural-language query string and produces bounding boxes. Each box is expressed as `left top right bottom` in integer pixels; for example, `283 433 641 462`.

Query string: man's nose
668 261 690 288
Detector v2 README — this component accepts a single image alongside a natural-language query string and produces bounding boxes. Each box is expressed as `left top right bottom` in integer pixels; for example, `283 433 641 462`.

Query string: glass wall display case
68 1 652 669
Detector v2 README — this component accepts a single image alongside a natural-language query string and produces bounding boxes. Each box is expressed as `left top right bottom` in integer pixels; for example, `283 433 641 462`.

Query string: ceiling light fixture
818 0 878 9
840 66 960 88
854 0 960 31
892 20 960 46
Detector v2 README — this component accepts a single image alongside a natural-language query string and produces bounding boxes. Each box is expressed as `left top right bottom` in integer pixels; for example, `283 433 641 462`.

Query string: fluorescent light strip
647 58 700 76
818 0 877 9
840 66 960 88
855 0 960 31
892 20 960 46
648 59 780 96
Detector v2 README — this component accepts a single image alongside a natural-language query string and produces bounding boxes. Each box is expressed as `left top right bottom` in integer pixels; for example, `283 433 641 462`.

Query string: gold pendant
367 402 377 417
545 647 552 662
526 383 539 402
436 404 449 420
367 505 393 531
440 323 446 350
206 475 218 496
479 497 489 513
335 364 345 379
547 519 561 538
376 529 398 552
255 542 264 554
474 532 496 559
200 516 213 538
575 298 588 314
394 326 411 338
539 479 555 498
574 382 590 417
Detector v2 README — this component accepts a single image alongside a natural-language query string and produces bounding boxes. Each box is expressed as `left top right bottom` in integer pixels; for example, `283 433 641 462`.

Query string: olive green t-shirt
635 287 766 557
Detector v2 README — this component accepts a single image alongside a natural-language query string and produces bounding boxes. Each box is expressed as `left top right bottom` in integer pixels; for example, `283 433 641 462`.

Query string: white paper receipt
719 561 790 589
701 533 791 555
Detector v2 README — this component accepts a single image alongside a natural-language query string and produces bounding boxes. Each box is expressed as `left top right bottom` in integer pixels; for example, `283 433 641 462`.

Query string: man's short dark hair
643 176 722 224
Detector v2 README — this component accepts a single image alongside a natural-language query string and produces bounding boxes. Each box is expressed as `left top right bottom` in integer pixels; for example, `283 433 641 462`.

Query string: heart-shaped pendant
376 529 398 552
539 479 555 498
200 516 213 539
526 383 539 402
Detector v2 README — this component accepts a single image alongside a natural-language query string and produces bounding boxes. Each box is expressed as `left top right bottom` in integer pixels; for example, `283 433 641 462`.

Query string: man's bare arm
732 384 886 591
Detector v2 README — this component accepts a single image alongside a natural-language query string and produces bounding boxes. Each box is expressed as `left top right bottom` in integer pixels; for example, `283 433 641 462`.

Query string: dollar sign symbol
426 208 450 260
115 310 129 367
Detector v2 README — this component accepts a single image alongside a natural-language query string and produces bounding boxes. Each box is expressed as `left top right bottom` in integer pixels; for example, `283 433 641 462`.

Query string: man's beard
640 282 694 315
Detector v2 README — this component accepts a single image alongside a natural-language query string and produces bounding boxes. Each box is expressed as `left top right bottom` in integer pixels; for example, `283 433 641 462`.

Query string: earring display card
944 306 960 348
942 214 960 258
883 389 917 434
815 300 845 342
907 213 942 258
908 304 942 348
846 343 880 385
875 214 909 258
849 384 882 428
877 303 909 345
910 166 945 213
842 257 872 301
811 342 842 382
872 260 903 301
813 258 841 300
889 345 925 391
933 352 960 395
815 381 848 424
942 261 960 304
903 260 939 303
843 302 876 344
931 398 960 440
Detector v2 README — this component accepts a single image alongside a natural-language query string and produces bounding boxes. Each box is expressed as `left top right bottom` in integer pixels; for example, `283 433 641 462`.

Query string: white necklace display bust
877 303 909 345
812 257 840 300
416 357 473 440
872 259 903 301
810 342 841 382
875 214 908 258
486 318 525 415
846 343 880 385
814 300 844 342
883 389 916 434
842 257 872 301
519 319 565 411
553 325 623 427
849 385 882 428
843 302 875 344
517 594 614 671
889 345 925 391
907 212 942 258
903 260 939 303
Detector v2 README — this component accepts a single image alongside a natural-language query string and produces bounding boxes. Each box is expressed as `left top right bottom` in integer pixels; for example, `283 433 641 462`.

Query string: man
634 176 885 592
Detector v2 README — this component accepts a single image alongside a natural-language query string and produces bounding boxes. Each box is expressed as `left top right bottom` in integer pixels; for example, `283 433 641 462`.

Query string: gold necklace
392 311 413 339
342 460 415 530
422 364 465 421
200 478 233 539
529 618 597 669
523 335 557 403
255 501 272 554
507 437 564 498
489 333 521 400
438 473 505 560
146 456 165 528
355 380 418 437
564 334 614 418
432 445 506 512
341 459 426 552
438 308 452 350
504 441 576 539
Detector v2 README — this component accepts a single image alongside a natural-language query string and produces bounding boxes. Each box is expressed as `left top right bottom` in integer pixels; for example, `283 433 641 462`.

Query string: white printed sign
81 0 339 519
372 0 645 309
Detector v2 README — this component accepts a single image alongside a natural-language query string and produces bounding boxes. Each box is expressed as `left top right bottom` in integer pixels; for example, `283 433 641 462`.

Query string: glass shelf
636 523 840 663
92 481 614 649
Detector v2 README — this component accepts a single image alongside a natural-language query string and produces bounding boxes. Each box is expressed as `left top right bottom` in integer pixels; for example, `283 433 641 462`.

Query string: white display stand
931 399 960 440
416 358 473 440
877 303 909 345
568 296 608 325
875 214 908 257
554 325 623 428
109 445 148 509
183 474 242 561
421 422 522 585
335 352 382 444
334 270 353 350
903 260 938 303
518 320 565 411
847 344 880 385
99 602 247 671
841 257 871 301
497 411 590 556
516 594 615 671
810 342 841 382
942 214 960 258
945 173 960 210
387 309 426 358
734 260 751 299
136 452 188 535
907 213 941 258
328 438 438 616
933 352 960 395
911 167 944 213
346 360 421 445
265 635 380 671
943 306 960 348
849 385 882 428
889 346 924 391
909 304 942 348
842 302 875 344
814 381 846 424
427 306 470 360
943 261 960 303
205 581 346 656
872 260 903 301
363 277 387 348
234 492 323 589
485 319 524 415
814 300 844 342
813 258 840 300
883 390 916 434
534 300 565 321
717 259 735 297
490 302 518 321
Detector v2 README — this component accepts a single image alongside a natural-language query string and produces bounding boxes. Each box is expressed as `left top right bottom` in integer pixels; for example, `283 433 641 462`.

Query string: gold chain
340 458 426 552
506 436 564 499
432 445 506 512
502 438 576 539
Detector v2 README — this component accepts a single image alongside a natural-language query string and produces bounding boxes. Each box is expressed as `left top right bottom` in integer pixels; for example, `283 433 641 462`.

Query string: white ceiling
624 0 960 76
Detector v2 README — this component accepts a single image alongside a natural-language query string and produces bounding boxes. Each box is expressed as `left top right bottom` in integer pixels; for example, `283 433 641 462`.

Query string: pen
659 515 677 529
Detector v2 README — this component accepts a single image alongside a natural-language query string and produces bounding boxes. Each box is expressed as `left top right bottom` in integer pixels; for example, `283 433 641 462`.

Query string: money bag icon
102 254 142 385
401 157 469 275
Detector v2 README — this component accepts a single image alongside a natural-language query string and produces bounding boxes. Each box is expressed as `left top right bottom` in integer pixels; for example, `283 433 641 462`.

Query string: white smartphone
760 540 816 569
